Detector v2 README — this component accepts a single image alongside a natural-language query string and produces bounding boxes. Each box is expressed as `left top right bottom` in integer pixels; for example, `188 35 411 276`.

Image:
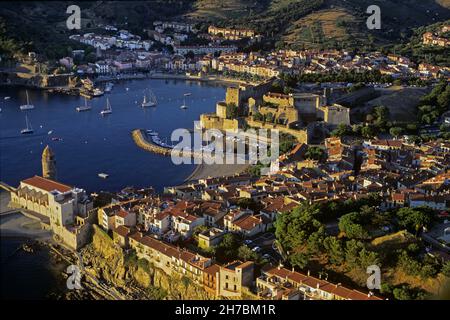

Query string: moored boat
20 114 33 134
76 97 92 112
141 89 157 107
100 98 112 115
20 91 35 110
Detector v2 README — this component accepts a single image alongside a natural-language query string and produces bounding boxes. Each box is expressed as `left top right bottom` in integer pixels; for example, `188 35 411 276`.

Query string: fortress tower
42 145 57 181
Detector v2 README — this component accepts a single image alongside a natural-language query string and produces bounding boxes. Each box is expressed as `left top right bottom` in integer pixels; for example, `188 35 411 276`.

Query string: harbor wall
131 129 172 156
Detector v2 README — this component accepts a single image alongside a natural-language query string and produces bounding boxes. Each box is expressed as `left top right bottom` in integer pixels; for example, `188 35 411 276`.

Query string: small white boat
100 98 112 115
21 114 33 134
92 88 104 97
141 89 157 107
20 90 34 110
48 130 53 135
76 97 92 112
180 93 190 109
4 96 10 100
98 173 109 179
104 82 114 93
146 130 158 136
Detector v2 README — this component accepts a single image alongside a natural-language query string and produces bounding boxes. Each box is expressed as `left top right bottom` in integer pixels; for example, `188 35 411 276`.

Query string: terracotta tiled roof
233 215 263 231
114 225 130 237
116 210 129 218
22 176 72 193
263 266 383 300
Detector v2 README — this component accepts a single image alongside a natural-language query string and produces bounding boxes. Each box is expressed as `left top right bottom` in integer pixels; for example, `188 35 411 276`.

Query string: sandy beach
185 162 250 181
0 190 51 240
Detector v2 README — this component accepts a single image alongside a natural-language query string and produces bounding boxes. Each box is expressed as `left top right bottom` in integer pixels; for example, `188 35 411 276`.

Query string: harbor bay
0 79 226 192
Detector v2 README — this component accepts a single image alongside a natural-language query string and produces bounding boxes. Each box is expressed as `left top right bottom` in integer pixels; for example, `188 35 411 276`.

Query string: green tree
393 286 413 300
305 146 326 161
396 207 433 234
331 124 351 137
275 203 323 252
290 252 309 269
361 125 376 138
442 261 450 278
338 212 369 239
323 236 345 265
345 239 364 268
237 245 258 261
359 248 380 269
389 127 403 138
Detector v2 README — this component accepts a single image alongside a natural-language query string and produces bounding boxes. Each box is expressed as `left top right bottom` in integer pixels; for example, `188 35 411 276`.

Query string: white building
10 176 93 249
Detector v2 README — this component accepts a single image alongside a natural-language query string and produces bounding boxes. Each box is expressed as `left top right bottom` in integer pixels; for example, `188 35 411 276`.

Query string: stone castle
199 80 350 144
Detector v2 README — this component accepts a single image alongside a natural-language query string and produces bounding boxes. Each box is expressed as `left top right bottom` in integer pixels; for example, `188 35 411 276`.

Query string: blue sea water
0 79 225 192
0 237 59 300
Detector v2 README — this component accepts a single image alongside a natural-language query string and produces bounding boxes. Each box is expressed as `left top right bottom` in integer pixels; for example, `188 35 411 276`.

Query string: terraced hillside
189 0 450 49
1 0 449 58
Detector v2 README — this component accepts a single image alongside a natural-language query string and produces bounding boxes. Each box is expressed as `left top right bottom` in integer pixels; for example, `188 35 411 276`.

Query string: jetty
131 129 205 159
131 129 172 156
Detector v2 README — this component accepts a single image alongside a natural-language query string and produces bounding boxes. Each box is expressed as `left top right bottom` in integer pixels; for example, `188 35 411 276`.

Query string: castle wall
246 119 308 144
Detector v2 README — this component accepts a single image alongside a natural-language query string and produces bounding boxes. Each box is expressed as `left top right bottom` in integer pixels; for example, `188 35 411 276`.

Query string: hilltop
0 0 449 59
188 0 450 49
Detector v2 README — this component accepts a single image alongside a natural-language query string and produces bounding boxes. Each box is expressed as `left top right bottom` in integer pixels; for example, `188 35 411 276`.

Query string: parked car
244 240 253 245
252 246 261 253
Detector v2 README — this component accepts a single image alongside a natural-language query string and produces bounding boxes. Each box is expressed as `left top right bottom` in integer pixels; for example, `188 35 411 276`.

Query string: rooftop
22 176 73 193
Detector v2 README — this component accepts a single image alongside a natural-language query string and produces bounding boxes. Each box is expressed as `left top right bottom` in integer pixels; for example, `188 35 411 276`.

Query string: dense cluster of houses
69 30 153 52
422 25 450 47
207 49 450 80
91 134 449 299
61 20 450 81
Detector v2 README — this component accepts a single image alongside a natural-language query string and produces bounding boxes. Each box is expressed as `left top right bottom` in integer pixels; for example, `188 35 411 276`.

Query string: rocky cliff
79 225 214 300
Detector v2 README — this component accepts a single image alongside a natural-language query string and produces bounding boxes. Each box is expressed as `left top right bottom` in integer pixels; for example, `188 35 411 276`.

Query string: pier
131 129 172 156
131 129 206 160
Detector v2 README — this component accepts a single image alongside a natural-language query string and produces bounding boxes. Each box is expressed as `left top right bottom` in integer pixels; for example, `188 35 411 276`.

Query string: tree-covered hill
0 0 449 59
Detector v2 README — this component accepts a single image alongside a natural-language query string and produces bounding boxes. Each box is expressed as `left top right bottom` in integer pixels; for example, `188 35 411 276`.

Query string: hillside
0 0 449 59
188 0 450 49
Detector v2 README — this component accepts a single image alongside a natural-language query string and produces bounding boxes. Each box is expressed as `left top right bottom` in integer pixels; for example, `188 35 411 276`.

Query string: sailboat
141 89 157 107
20 90 35 110
104 82 114 93
76 97 92 112
180 93 191 109
21 114 33 134
100 97 112 115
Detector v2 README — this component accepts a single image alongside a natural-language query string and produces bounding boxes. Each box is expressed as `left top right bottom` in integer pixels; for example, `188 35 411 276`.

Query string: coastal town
2 73 449 300
2 20 449 95
0 2 450 303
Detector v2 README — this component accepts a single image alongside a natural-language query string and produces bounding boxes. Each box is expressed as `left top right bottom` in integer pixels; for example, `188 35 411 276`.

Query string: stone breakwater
131 129 172 156
131 129 206 160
